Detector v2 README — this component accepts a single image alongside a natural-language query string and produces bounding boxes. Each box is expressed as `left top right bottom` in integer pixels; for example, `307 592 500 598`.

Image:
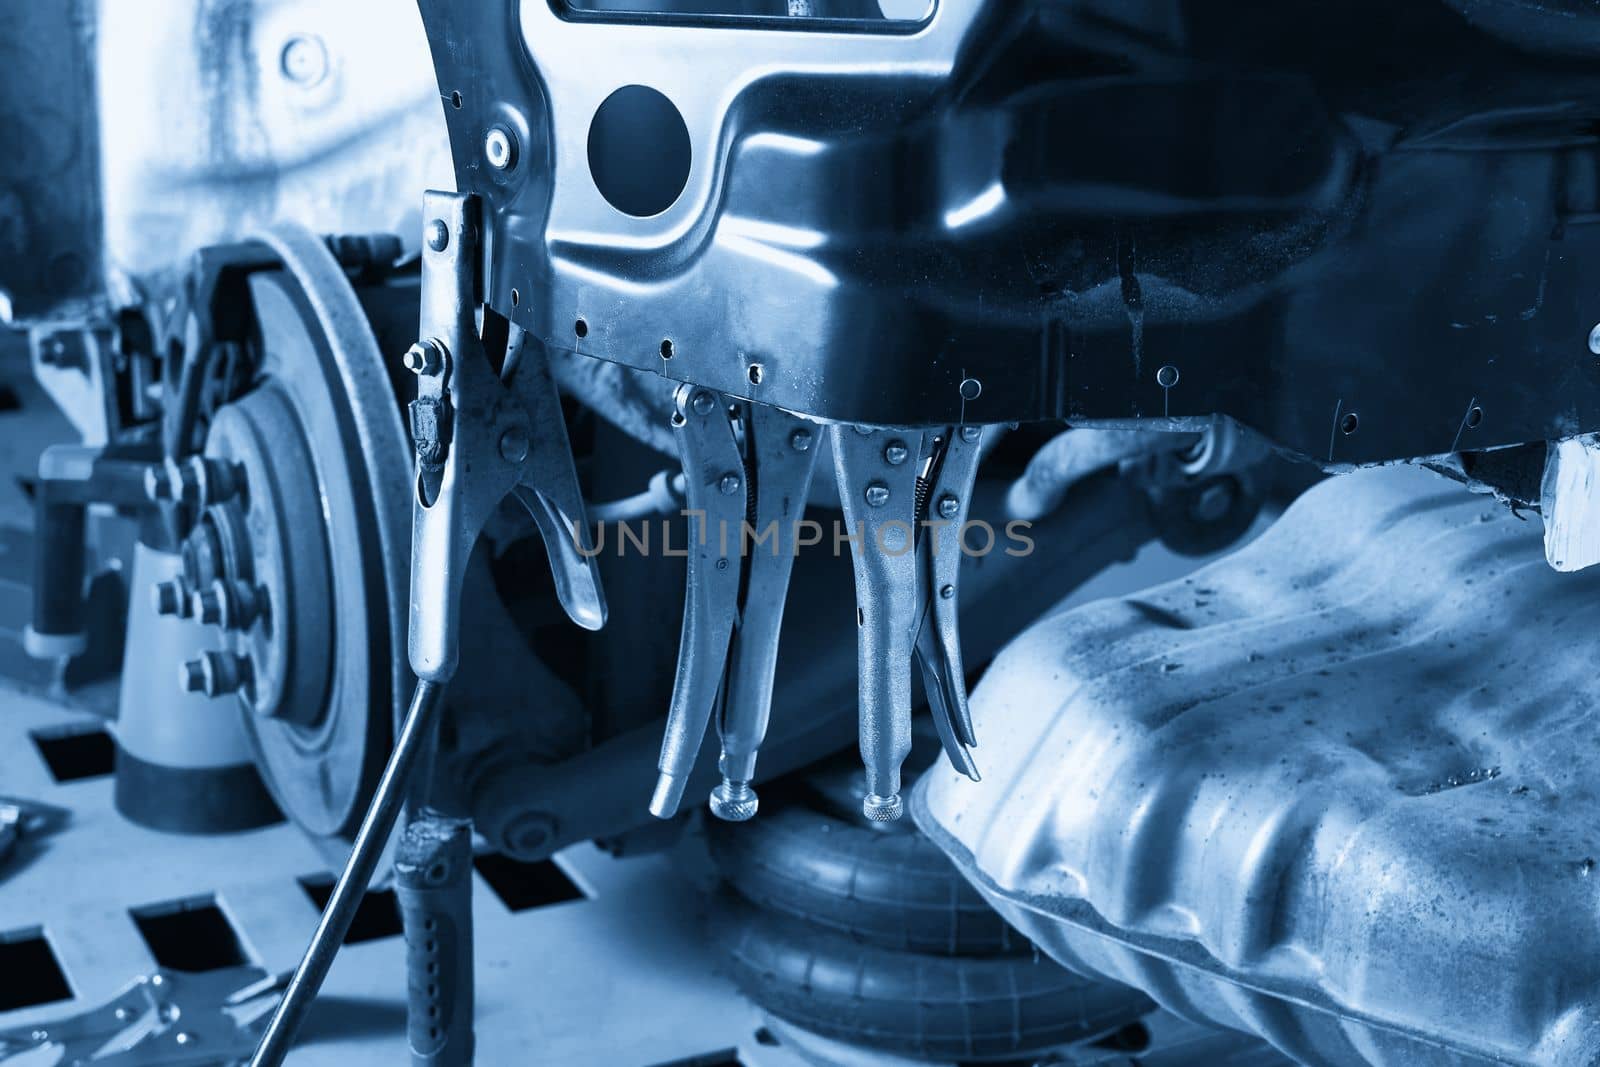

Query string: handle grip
396 814 475 1067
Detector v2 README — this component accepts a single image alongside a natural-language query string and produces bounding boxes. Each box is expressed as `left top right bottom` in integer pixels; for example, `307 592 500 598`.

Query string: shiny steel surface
233 225 414 838
420 0 1600 461
918 465 1600 1065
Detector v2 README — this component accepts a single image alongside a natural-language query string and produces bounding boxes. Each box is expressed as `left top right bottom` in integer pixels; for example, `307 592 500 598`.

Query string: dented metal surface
917 465 1600 1065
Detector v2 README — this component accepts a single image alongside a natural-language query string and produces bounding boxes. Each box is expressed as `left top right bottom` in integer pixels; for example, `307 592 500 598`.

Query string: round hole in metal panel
587 86 692 218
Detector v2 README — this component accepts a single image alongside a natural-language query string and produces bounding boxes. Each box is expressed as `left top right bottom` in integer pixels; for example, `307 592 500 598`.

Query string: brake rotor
199 225 412 838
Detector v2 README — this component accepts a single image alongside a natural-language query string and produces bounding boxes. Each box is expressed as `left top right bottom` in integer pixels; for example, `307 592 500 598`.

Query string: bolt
883 440 909 466
960 425 982 443
940 584 956 599
1590 323 1600 356
151 578 192 618
709 778 759 822
206 580 264 630
862 792 903 822
191 587 223 626
180 651 252 698
485 127 516 170
499 427 530 465
180 659 206 693
403 340 444 376
690 391 717 416
789 428 814 452
426 219 450 253
175 1032 196 1047
143 464 172 502
865 482 890 507
187 456 244 507
937 494 960 520
719 473 742 496
144 456 203 506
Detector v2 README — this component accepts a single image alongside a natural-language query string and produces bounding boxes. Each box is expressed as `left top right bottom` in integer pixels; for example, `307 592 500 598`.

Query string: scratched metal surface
918 464 1600 1066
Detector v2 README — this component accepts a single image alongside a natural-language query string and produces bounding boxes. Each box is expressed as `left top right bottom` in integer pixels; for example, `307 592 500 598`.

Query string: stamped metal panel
917 465 1600 1065
421 0 1600 460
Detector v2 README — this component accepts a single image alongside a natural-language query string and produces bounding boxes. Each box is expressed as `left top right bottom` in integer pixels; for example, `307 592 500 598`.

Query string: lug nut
179 651 252 699
191 587 224 626
937 494 961 520
179 659 206 693
151 578 192 618
143 457 243 507
188 456 245 506
403 340 445 376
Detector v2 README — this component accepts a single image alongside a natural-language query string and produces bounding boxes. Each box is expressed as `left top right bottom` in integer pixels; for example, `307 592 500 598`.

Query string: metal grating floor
0 682 808 1066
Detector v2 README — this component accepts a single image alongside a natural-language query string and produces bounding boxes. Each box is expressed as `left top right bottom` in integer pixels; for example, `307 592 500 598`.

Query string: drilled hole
574 318 589 338
660 339 675 360
747 363 764 385
510 288 520 308
1340 412 1360 435
450 91 462 109
1467 405 1483 429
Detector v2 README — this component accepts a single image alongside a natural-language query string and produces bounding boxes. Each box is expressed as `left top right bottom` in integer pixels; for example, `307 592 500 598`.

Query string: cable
248 679 447 1067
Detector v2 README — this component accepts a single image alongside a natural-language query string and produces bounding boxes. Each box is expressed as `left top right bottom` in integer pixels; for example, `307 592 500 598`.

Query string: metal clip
832 423 986 822
407 191 606 685
649 389 820 820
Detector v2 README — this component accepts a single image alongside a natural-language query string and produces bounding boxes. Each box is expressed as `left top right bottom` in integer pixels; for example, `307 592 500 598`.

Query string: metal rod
248 679 447 1067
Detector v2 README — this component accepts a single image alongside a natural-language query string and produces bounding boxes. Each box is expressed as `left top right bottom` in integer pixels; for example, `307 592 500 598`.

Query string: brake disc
203 225 411 837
